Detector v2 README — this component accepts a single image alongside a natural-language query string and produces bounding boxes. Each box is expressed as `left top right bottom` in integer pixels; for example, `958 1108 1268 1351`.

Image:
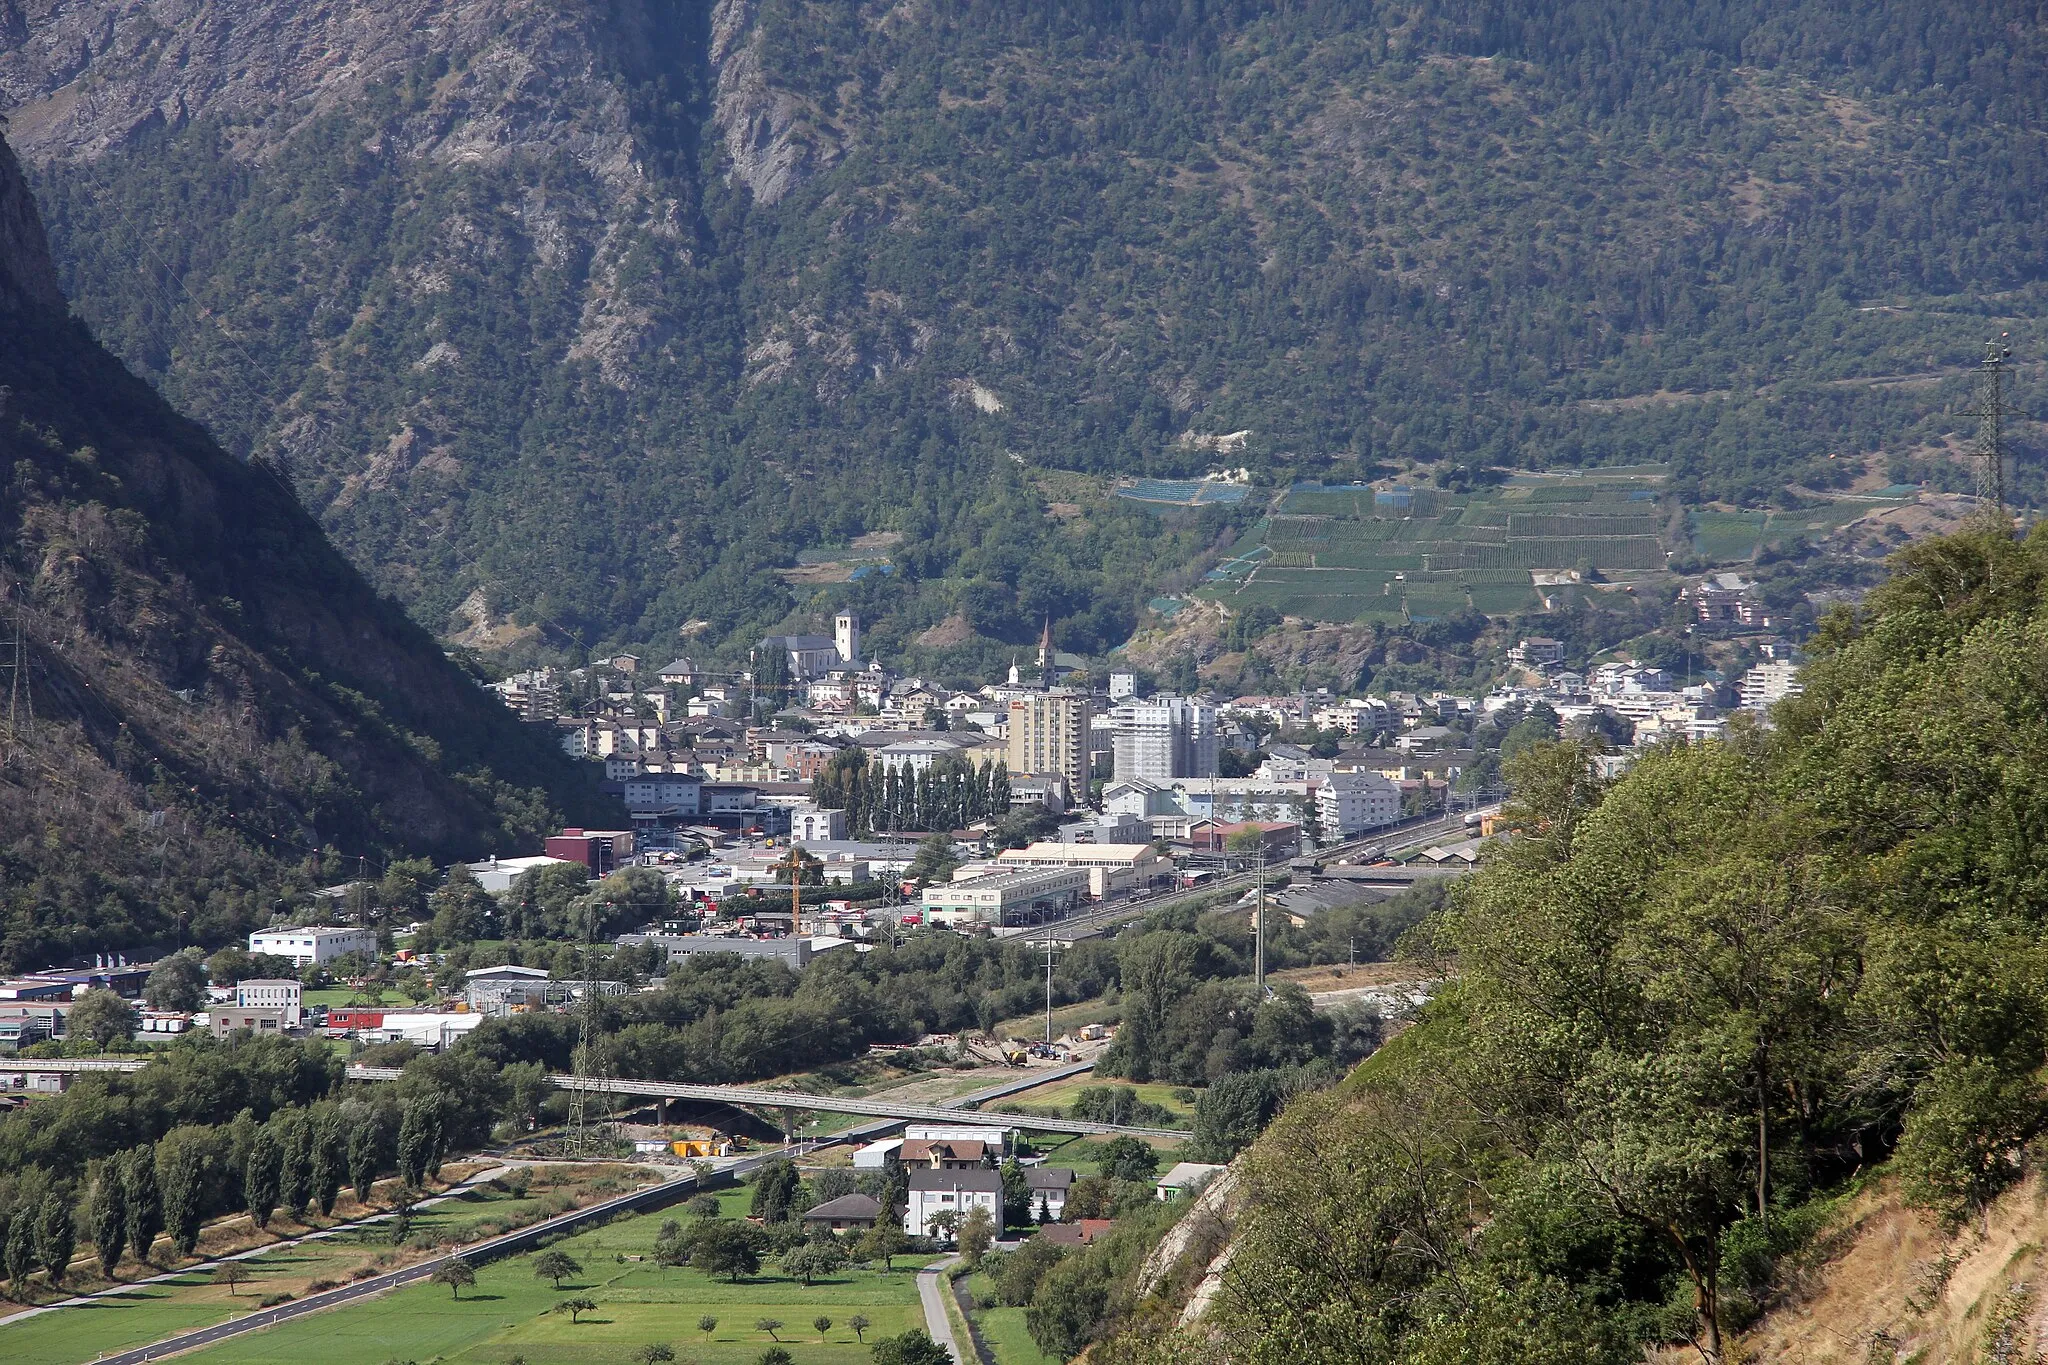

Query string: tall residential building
1110 695 1219 782
1737 660 1804 713
1009 690 1093 795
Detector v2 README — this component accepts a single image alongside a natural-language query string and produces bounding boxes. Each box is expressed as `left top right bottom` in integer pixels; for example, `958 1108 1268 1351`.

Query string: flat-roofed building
248 926 375 968
994 842 1167 898
1008 691 1092 795
921 867 1086 926
235 979 302 1026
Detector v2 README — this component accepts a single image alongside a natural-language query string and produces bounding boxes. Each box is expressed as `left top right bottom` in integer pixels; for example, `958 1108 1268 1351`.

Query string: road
918 1254 967 1364
337 1060 1169 1138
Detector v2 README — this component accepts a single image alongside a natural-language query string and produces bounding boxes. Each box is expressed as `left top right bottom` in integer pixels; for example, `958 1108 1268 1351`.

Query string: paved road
918 1255 966 1364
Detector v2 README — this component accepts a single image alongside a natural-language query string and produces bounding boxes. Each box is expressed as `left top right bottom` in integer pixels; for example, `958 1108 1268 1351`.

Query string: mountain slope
0 131 606 969
8 2 2048 662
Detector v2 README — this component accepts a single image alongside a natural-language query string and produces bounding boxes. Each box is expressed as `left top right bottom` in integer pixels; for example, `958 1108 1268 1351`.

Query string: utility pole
1042 937 1063 1047
568 897 615 1156
1253 840 1267 997
1963 334 2018 527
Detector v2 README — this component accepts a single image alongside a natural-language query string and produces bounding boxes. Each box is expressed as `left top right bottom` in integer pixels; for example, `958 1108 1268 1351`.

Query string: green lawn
963 1273 1058 1365
999 1076 1197 1119
170 1207 930 1365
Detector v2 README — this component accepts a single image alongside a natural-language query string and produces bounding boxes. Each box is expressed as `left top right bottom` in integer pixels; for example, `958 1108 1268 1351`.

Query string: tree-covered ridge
21 0 2048 663
0 129 607 971
1094 523 2048 1362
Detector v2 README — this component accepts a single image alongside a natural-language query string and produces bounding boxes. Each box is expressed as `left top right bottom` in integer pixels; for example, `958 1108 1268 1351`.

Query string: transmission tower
1963 334 2018 526
567 898 616 1156
1 608 33 768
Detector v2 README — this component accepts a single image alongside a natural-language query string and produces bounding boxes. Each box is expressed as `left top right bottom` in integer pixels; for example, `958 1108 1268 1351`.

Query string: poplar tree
349 1117 380 1205
124 1145 163 1264
244 1127 282 1230
310 1112 344 1216
90 1164 127 1276
35 1191 75 1285
160 1143 206 1255
278 1115 312 1221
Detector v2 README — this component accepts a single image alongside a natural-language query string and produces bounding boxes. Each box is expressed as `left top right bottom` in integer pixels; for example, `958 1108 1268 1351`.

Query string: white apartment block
1738 661 1804 713
1110 695 1219 782
1316 773 1403 837
248 926 375 968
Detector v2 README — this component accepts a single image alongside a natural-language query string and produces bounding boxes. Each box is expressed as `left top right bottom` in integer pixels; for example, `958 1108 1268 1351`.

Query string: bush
256 1292 294 1308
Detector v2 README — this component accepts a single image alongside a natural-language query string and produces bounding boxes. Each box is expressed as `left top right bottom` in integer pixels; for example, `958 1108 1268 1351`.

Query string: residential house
1024 1166 1073 1222
904 1168 1004 1239
802 1194 882 1233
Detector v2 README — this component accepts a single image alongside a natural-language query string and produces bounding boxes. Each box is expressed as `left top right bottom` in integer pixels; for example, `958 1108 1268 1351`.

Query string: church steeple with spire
1038 616 1056 690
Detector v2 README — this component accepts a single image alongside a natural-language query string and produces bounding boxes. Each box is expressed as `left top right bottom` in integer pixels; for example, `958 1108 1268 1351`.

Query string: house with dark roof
1024 1165 1073 1222
801 1193 882 1232
905 1167 1003 1239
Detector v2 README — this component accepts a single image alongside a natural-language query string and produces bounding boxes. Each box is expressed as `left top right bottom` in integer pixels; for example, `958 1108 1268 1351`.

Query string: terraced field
1200 477 1676 623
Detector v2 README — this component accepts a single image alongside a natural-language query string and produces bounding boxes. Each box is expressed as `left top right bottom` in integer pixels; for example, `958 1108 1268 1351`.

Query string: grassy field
0 1168 649 1365
998 1076 1198 1120
171 1204 932 1365
963 1271 1059 1365
1692 510 1767 561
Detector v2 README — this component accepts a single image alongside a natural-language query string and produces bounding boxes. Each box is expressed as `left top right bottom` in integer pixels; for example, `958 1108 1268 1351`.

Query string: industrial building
921 867 1087 926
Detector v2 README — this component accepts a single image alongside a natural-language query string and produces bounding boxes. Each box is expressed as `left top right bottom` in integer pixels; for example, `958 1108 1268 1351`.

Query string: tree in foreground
848 1315 870 1343
692 1220 762 1282
432 1254 476 1299
756 1318 785 1342
533 1248 582 1289
6 1212 36 1298
90 1163 128 1277
871 1328 951 1365
244 1127 282 1231
556 1296 598 1323
217 1261 247 1296
69 988 139 1048
957 1206 995 1267
633 1346 675 1365
698 1315 719 1338
35 1192 75 1287
758 1350 794 1365
814 1315 834 1339
857 1219 909 1271
782 1241 846 1286
123 1145 164 1266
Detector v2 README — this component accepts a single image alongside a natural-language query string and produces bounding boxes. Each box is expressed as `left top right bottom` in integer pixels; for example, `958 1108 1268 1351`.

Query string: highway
343 1059 1176 1138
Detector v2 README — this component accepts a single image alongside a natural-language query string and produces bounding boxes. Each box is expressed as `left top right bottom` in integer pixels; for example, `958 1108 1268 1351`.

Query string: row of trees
811 750 1012 835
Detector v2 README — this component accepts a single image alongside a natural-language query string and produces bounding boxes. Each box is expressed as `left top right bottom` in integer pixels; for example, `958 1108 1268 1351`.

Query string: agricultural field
1198 474 1677 624
164 1197 930 1365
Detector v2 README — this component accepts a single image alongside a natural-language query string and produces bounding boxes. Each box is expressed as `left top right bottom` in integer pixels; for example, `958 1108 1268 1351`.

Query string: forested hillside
8 1 2047 665
0 132 607 971
1077 524 2048 1363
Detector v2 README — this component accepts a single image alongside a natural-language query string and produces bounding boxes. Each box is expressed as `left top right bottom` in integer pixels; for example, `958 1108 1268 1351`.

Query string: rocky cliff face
0 132 60 312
